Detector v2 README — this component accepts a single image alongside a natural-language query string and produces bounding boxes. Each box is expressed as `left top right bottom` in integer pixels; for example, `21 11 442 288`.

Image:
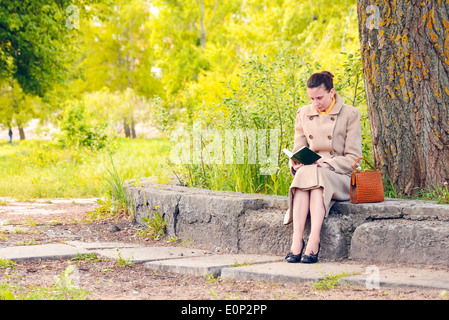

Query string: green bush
57 101 116 152
170 47 372 196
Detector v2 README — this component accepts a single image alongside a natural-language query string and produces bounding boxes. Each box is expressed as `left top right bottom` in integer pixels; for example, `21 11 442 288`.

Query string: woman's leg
305 187 325 255
290 188 310 254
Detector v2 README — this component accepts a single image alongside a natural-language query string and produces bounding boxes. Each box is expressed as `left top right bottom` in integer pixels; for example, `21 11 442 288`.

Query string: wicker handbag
350 157 384 204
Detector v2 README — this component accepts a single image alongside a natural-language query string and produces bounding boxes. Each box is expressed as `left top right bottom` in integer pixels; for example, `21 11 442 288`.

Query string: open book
282 146 321 165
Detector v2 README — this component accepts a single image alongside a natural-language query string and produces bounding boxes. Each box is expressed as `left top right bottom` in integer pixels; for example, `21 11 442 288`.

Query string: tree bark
199 0 206 50
131 117 136 139
124 118 131 138
357 0 449 195
18 126 25 140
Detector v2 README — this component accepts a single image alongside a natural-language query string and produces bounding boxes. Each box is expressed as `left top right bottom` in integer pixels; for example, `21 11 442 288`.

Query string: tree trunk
357 0 449 195
199 0 206 50
131 117 136 139
124 118 131 138
18 126 25 140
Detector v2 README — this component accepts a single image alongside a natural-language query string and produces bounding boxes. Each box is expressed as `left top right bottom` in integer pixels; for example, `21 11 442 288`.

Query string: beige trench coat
284 93 362 224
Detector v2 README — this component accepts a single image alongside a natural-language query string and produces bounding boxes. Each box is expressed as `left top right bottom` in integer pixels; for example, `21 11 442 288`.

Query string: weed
0 258 16 269
25 217 38 227
208 288 220 299
71 252 99 262
104 154 128 211
14 227 28 234
136 206 167 241
0 230 8 241
16 240 40 246
84 198 121 223
417 182 449 204
204 273 220 283
0 265 90 300
115 249 134 268
314 272 351 291
231 259 254 267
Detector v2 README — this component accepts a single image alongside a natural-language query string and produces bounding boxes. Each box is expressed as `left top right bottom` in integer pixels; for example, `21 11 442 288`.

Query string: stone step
1 242 447 291
349 220 449 265
0 243 89 261
144 254 282 278
125 182 449 266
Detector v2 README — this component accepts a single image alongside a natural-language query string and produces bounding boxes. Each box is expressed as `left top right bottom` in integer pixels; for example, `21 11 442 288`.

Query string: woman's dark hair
307 71 334 91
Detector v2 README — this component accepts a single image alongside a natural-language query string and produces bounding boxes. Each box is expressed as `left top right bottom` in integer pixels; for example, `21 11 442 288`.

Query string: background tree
0 0 104 138
0 79 40 140
0 0 84 97
357 0 449 195
75 0 161 137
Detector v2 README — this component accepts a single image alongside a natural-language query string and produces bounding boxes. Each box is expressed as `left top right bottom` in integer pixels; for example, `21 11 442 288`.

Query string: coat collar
305 93 344 116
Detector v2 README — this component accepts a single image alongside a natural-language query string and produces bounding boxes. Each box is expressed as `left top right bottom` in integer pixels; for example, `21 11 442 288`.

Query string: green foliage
314 272 352 291
0 0 73 96
0 265 90 300
172 47 372 196
57 101 116 151
136 206 168 241
12 141 86 168
115 249 134 268
71 253 100 262
417 182 449 205
0 138 172 200
0 258 16 269
104 154 128 210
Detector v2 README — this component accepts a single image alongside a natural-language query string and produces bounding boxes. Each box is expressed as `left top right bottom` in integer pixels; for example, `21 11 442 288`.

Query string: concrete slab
221 261 449 290
221 261 366 284
67 241 142 250
145 254 282 277
95 246 208 263
342 266 449 290
0 243 89 261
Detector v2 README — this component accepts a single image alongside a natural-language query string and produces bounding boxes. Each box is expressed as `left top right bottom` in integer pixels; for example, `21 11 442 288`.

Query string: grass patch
0 265 90 300
0 138 172 200
0 258 16 269
313 272 352 291
135 206 168 241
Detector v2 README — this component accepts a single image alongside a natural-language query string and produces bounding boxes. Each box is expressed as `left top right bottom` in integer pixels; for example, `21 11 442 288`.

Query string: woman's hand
289 159 303 175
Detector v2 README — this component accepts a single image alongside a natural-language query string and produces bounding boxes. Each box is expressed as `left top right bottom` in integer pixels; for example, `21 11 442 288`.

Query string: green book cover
282 146 321 165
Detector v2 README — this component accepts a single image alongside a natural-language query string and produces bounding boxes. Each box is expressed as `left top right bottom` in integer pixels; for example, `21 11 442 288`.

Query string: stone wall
125 180 449 265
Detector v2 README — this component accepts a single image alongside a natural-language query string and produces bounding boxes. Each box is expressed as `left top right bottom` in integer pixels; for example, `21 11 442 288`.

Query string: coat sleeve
292 109 308 154
323 108 362 174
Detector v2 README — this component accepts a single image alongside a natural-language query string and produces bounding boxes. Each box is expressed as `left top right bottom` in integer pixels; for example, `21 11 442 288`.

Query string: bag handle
351 157 377 172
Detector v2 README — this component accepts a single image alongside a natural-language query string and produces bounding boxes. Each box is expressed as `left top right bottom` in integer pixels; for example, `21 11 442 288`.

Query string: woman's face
307 85 335 112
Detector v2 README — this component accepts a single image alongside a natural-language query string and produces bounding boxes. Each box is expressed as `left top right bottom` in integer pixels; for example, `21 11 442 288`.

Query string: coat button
328 135 332 140
330 151 334 155
309 135 313 139
331 117 335 121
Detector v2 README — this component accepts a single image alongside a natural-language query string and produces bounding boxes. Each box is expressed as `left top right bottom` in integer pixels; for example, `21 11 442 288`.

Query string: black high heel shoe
301 243 321 264
285 240 305 263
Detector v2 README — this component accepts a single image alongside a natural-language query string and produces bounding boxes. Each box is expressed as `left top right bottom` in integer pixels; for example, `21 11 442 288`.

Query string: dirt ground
0 199 446 300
